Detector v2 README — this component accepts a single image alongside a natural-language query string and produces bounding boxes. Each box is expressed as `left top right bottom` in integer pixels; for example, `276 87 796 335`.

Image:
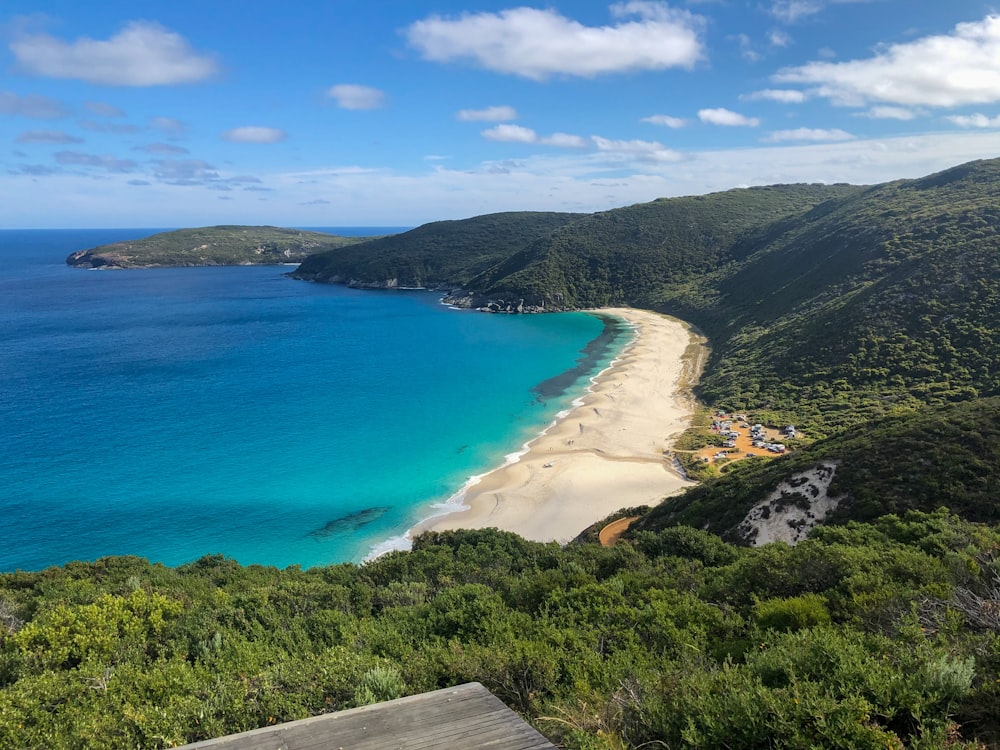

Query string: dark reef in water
307 507 391 539
531 315 630 401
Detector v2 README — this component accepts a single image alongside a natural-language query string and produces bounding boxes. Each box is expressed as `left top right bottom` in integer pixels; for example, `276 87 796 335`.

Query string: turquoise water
0 229 630 571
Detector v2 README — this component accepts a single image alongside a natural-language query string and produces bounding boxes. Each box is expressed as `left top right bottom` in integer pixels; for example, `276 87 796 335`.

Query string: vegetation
633 397 1000 544
292 211 583 288
65 226 373 268
1 515 997 748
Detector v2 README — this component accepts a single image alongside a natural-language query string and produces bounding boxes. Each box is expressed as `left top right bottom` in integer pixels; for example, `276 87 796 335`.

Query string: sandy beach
413 307 705 544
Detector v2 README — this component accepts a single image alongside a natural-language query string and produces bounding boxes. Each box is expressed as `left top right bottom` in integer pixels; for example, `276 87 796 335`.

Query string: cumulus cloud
762 127 855 142
54 151 137 172
947 113 1000 128
84 101 125 117
222 126 287 144
545 133 588 148
16 130 83 144
482 124 538 143
860 106 920 120
457 105 518 122
10 21 219 86
699 108 760 126
482 124 588 148
743 88 807 103
326 84 385 110
775 15 1000 108
133 142 190 155
0 91 70 119
641 114 687 128
405 3 705 80
591 136 683 162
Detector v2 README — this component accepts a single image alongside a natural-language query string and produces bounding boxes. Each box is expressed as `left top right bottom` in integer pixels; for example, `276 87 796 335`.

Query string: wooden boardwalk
177 682 557 750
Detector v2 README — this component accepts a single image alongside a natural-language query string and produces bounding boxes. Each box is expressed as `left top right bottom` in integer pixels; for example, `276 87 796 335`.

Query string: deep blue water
0 229 629 571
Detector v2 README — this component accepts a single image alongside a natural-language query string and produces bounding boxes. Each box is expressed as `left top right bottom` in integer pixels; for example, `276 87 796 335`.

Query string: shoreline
404 307 705 546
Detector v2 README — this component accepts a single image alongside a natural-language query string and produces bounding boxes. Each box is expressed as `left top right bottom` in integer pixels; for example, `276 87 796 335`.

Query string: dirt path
599 516 639 547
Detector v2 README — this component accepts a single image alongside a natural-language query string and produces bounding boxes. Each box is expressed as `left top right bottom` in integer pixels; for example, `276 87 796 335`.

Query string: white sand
736 463 842 546
413 308 703 544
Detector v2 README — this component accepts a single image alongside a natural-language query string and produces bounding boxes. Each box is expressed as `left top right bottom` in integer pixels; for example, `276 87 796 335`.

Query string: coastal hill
65 225 373 268
291 211 584 290
629 396 1000 544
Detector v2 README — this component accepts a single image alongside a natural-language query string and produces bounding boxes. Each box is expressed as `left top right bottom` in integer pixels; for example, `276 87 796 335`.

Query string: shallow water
0 229 629 570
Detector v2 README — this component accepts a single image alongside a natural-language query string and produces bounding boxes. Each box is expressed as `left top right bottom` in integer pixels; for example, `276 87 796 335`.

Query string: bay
0 228 629 571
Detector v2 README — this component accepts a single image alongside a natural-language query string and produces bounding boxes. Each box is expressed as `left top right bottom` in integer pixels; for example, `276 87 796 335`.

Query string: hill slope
291 211 584 290
631 397 1000 543
66 226 372 268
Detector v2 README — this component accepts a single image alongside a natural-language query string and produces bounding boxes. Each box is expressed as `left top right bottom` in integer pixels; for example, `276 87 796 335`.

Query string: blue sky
3 0 1000 228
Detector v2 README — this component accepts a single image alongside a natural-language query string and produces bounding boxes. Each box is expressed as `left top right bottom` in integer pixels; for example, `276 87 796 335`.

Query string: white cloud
457 105 518 122
9 131 1000 228
743 89 808 103
769 29 792 47
326 84 386 110
699 108 760 126
641 114 687 128
222 127 287 144
947 113 1000 128
860 106 919 120
767 1 824 24
0 91 69 119
482 124 587 148
10 21 219 86
732 33 762 62
405 3 704 80
483 124 538 143
16 130 83 144
775 15 1000 108
591 136 683 162
543 133 588 148
763 127 855 142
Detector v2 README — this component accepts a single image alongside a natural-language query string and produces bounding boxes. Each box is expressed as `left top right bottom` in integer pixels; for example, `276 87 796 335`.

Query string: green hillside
466 183 860 308
66 226 372 268
291 211 584 289
633 397 1000 542
680 160 1000 433
1 517 997 748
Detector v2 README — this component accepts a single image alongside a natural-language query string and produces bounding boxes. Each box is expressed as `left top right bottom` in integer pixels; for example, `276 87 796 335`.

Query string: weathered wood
177 682 557 750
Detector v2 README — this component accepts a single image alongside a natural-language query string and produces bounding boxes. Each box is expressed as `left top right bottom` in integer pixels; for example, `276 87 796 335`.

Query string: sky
4 0 1000 228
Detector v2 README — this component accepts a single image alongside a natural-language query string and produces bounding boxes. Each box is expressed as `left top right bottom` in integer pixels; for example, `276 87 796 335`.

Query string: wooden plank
177 682 557 750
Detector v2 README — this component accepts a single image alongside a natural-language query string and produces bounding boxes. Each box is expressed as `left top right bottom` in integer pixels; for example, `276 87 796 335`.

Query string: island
65 225 377 269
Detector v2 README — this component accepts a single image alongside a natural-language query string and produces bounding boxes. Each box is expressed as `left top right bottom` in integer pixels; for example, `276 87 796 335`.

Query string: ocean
0 228 631 571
